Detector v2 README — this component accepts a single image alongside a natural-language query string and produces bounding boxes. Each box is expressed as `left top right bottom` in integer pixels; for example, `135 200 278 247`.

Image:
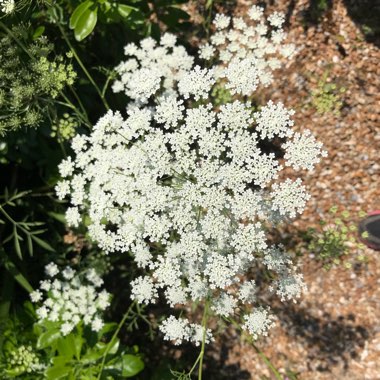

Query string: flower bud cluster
6 345 44 375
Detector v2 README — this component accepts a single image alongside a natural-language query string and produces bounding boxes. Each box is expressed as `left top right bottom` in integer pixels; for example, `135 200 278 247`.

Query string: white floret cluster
56 8 326 345
0 0 14 14
203 5 297 91
160 316 213 346
30 263 110 335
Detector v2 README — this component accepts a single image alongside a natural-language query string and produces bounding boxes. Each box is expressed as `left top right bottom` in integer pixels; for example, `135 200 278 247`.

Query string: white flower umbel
243 307 276 340
283 129 328 171
159 316 213 346
57 9 327 345
31 264 110 335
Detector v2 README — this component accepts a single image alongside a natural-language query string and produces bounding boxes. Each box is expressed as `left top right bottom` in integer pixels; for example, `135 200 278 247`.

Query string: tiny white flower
243 307 276 339
45 263 59 277
0 0 15 14
30 290 42 303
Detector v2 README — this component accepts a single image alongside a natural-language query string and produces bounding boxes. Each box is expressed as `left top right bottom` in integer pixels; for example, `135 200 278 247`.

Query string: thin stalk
187 301 209 379
57 23 110 110
0 205 29 235
228 317 283 380
96 300 137 380
101 74 112 99
251 343 283 380
69 85 90 125
0 21 33 59
59 92 91 128
198 301 209 380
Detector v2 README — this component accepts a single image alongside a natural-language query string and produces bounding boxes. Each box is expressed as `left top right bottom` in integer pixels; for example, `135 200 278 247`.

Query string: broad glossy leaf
46 364 71 380
74 8 98 41
69 0 93 29
37 327 61 349
82 338 119 363
117 4 137 18
121 354 144 377
57 334 77 359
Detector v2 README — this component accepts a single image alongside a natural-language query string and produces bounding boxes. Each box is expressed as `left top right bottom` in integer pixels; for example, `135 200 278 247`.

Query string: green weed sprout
307 206 367 270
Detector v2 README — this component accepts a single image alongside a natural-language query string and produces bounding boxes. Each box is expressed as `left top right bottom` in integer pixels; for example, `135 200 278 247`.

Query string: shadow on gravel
277 304 370 372
202 343 251 380
284 0 380 47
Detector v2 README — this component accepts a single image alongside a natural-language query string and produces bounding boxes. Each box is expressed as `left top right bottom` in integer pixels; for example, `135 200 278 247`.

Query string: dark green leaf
13 226 22 259
30 235 55 252
47 211 66 224
26 234 33 257
3 260 33 293
32 26 45 40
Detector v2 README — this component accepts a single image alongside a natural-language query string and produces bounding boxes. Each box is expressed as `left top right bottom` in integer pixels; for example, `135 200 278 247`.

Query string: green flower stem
251 343 283 380
57 23 110 111
228 317 283 380
59 92 91 128
101 74 113 99
96 300 137 380
198 301 209 380
69 85 90 125
186 301 209 379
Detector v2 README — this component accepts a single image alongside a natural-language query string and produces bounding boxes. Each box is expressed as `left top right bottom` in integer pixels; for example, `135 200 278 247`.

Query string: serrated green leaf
74 8 98 41
69 0 93 29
